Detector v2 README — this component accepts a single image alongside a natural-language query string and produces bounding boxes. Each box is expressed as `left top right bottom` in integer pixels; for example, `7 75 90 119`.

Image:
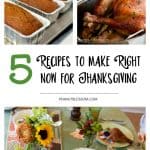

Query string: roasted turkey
94 0 114 16
84 0 145 36
107 128 132 143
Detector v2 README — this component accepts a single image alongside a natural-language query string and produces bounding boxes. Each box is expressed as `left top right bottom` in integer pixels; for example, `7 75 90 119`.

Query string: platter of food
96 122 134 148
77 0 145 44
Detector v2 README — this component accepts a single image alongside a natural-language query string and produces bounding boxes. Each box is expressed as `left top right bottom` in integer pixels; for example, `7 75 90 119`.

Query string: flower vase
24 143 43 150
84 135 95 148
30 143 48 150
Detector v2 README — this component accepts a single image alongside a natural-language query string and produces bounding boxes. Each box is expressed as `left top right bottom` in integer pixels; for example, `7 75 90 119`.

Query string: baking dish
60 0 72 13
12 0 65 22
5 0 51 44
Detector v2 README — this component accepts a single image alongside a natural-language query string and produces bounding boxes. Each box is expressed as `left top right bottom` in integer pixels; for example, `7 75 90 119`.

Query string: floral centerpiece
76 112 102 148
15 108 54 150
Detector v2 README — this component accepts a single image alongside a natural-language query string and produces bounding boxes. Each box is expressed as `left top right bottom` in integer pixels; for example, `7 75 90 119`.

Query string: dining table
5 107 140 150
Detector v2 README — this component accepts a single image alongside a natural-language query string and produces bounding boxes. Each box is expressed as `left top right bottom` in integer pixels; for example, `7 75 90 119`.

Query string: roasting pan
77 0 145 44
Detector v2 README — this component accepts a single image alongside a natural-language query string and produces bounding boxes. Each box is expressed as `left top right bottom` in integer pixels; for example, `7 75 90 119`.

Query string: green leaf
25 107 51 126
32 107 47 117
85 112 90 120
76 121 83 129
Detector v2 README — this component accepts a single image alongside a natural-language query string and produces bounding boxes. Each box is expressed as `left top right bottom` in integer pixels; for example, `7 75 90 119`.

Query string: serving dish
13 0 65 22
77 0 145 44
5 0 51 44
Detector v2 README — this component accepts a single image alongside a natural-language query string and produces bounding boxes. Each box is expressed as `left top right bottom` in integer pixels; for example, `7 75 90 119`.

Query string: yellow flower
35 124 54 147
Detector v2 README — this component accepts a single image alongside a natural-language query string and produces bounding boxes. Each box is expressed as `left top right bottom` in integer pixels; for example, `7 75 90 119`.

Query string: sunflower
35 124 54 147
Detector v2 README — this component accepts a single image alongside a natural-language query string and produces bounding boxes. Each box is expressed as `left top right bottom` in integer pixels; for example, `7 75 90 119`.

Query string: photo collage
1 0 149 150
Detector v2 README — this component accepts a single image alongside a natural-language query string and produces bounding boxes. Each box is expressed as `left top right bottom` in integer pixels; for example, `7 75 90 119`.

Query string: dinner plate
96 122 134 148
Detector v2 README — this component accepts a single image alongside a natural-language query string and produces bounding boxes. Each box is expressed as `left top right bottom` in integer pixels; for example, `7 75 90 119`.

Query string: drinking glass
89 107 102 121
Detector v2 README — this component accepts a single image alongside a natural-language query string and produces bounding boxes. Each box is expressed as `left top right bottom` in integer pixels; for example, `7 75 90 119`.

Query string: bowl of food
77 0 145 44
